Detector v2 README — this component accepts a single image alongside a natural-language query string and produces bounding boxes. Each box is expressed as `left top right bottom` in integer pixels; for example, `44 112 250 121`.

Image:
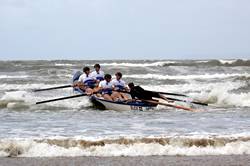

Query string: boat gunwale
91 95 157 107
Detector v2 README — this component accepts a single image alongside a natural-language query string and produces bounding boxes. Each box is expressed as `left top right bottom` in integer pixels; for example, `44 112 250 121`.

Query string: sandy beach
0 155 250 166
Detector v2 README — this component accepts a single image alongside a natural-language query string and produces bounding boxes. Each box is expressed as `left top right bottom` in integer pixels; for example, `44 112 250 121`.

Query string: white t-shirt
91 70 104 81
99 80 113 89
111 79 126 90
78 73 95 85
99 80 113 94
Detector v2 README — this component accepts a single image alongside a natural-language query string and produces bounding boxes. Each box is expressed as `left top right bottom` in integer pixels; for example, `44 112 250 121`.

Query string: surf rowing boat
89 95 157 111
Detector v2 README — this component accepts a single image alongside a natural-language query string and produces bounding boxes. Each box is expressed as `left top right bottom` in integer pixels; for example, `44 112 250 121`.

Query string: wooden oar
33 85 72 92
164 97 208 106
36 93 87 105
143 99 199 112
113 90 207 106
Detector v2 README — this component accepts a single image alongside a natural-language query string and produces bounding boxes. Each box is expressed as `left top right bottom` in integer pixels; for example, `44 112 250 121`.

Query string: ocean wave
0 83 72 91
0 90 92 110
1 81 249 109
100 61 175 67
1 136 250 157
124 73 250 80
54 63 75 66
0 75 29 79
143 81 250 107
162 59 250 67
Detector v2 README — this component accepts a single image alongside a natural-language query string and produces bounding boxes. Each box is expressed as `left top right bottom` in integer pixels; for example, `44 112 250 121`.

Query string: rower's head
94 64 101 72
104 74 112 82
83 67 90 75
115 72 122 80
128 82 134 89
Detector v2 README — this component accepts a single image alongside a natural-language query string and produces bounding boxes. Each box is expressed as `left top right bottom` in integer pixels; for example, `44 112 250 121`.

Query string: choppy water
0 59 250 157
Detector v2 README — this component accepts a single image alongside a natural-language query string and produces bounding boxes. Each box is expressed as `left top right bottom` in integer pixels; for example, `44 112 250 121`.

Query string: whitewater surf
0 59 250 157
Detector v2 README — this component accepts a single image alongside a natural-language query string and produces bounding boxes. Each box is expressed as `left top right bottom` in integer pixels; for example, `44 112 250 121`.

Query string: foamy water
0 60 250 157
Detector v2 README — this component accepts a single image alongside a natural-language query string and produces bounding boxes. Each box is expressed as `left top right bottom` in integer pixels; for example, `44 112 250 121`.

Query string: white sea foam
0 75 29 79
219 59 237 64
55 63 74 66
1 136 250 157
100 61 175 67
143 81 250 107
0 88 91 109
124 73 250 80
0 83 55 90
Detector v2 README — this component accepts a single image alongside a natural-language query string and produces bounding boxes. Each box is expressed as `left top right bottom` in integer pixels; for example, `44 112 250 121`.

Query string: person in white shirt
111 72 129 100
74 67 95 94
96 74 114 100
91 64 104 84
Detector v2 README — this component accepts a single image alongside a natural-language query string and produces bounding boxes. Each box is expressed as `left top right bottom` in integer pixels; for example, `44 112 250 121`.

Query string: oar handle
36 93 87 104
33 85 72 92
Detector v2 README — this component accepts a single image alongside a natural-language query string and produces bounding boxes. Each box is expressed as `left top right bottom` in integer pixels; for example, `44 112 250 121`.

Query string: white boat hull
90 96 157 111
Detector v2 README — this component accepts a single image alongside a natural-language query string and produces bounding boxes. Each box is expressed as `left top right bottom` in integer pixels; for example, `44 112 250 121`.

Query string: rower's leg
85 88 93 95
111 92 123 100
103 94 113 101
120 93 129 100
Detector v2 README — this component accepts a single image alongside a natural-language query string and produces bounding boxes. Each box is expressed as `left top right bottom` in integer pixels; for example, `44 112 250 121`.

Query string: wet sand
0 155 250 166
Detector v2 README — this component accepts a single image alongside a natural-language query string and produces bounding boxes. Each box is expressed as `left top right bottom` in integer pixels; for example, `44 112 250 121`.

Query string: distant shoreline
0 155 249 166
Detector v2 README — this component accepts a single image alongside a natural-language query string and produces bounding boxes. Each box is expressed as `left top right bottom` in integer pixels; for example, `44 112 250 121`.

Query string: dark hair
104 74 112 80
128 82 134 88
94 64 100 68
83 67 90 73
115 72 122 77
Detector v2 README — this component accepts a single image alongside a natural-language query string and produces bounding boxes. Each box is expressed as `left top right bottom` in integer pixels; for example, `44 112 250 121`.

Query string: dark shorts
143 91 161 100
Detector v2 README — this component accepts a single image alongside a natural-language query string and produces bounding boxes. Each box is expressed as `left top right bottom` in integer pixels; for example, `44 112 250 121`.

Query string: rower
74 67 95 94
91 64 104 84
96 74 114 101
128 82 172 102
111 72 129 100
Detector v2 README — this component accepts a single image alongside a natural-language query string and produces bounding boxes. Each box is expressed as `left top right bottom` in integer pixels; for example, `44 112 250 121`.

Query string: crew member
91 64 104 83
111 72 129 100
74 67 95 94
96 74 114 101
128 82 172 102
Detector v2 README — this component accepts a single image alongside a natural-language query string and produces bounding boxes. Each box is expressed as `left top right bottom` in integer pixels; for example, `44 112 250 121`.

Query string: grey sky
0 0 250 60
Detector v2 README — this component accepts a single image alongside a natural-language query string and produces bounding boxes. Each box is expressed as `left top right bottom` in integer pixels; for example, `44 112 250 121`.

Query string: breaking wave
143 81 250 107
0 90 91 110
1 136 250 157
100 61 175 67
0 75 29 79
162 59 250 67
124 73 250 80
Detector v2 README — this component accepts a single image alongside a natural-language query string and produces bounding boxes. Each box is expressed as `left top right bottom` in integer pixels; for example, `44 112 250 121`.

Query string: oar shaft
154 91 187 97
33 85 72 92
165 97 208 106
113 90 207 106
143 100 198 112
36 94 86 104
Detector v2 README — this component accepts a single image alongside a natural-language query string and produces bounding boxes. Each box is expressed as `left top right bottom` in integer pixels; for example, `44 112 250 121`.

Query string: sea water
0 59 250 157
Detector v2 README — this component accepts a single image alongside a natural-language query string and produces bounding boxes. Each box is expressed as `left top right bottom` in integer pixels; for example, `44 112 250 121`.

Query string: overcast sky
0 0 250 60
